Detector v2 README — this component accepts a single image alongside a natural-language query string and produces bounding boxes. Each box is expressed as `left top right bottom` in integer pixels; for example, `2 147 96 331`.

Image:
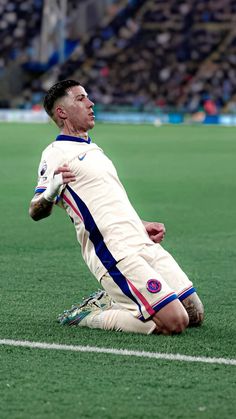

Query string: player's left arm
142 220 166 243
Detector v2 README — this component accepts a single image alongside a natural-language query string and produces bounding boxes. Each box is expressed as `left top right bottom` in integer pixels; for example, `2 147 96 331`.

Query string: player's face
58 85 95 131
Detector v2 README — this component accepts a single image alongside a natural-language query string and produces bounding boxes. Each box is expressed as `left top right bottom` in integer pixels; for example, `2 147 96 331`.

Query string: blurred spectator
1 0 236 113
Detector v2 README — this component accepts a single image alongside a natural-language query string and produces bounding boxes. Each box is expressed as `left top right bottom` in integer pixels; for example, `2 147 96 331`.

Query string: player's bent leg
152 299 189 335
181 292 204 327
97 308 156 334
57 290 156 335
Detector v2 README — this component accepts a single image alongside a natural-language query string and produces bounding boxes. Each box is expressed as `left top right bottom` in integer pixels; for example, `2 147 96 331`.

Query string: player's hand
54 164 76 184
43 164 76 202
144 222 166 243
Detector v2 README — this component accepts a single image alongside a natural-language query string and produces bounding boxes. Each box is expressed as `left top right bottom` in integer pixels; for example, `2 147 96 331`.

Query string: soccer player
29 80 204 335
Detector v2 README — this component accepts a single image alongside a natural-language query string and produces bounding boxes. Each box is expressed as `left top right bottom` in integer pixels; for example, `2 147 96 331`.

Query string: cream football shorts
100 243 195 321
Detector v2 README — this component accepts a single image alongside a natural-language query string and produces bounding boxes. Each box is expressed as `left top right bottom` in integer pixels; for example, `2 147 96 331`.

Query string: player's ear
55 105 67 120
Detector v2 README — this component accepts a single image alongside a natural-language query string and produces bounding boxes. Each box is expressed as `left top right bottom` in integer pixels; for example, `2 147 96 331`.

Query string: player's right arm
29 165 76 221
29 193 54 221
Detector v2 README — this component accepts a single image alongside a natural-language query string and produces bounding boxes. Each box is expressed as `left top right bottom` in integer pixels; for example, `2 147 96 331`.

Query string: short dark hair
43 79 80 117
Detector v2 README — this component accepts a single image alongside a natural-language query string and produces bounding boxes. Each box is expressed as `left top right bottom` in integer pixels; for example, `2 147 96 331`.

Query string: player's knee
166 311 189 334
153 307 189 335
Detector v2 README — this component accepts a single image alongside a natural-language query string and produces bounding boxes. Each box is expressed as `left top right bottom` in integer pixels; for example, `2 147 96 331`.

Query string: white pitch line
0 339 235 366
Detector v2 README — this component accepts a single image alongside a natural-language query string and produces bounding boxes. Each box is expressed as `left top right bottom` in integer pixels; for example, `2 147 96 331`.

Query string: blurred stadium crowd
1 0 236 114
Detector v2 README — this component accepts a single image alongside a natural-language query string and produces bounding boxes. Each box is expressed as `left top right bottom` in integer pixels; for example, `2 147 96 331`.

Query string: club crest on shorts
146 279 162 293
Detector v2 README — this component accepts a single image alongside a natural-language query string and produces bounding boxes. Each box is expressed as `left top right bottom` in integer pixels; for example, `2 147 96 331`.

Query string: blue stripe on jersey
66 185 116 270
178 287 196 301
66 185 143 316
107 265 143 316
56 135 91 144
35 187 46 193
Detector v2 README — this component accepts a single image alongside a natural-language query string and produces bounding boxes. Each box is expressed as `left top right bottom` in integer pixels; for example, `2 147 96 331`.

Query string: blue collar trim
56 134 91 144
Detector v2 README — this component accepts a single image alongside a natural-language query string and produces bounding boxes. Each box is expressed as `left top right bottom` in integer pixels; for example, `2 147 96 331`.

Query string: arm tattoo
29 196 54 221
181 293 204 327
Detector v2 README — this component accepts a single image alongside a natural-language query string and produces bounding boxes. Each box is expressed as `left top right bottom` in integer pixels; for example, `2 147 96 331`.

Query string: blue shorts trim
138 293 178 321
178 287 196 301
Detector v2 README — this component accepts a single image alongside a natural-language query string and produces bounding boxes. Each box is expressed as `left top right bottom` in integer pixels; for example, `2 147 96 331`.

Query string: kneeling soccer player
29 80 204 335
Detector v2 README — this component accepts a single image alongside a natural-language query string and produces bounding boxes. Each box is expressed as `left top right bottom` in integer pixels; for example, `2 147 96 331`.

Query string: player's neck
61 127 89 140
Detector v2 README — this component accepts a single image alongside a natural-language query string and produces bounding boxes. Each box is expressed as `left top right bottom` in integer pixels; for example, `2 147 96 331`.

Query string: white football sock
80 307 156 335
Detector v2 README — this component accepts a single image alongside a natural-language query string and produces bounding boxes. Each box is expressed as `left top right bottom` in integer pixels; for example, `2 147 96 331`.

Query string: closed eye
76 94 87 101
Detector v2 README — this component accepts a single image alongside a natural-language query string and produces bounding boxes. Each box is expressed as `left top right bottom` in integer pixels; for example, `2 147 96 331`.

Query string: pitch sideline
0 338 236 366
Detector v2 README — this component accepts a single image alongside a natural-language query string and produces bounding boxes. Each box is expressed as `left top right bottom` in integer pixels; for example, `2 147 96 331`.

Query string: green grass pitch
0 122 236 419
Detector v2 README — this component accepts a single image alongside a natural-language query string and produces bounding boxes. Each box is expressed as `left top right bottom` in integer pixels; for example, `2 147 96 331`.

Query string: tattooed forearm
29 195 54 221
181 293 204 327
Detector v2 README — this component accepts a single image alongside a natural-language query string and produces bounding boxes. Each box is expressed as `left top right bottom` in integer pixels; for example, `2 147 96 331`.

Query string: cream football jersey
35 135 153 280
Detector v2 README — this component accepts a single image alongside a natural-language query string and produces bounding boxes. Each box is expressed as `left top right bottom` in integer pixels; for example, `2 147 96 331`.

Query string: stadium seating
1 0 236 113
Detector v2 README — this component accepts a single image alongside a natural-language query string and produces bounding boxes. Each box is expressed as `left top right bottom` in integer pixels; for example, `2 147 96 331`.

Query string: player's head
43 79 95 131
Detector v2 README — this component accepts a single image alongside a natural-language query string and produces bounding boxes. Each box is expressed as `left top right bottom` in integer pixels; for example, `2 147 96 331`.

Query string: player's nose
87 98 94 107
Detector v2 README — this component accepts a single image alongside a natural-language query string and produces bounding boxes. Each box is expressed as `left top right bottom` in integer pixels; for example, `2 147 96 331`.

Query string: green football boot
57 289 112 326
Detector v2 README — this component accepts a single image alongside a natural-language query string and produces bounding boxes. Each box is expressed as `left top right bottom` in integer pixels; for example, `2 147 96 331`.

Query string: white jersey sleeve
34 144 67 195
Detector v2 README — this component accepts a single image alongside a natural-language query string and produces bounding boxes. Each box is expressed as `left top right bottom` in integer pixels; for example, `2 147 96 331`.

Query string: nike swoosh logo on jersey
78 153 86 161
